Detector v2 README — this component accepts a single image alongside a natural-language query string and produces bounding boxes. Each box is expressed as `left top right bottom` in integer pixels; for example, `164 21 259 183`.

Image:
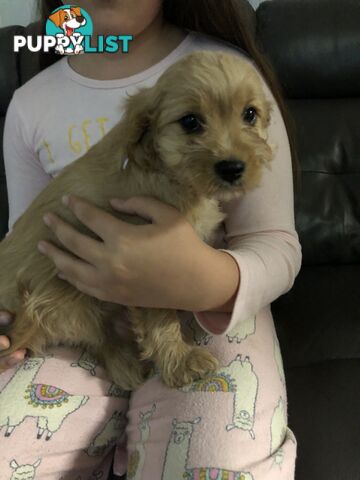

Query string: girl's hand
37 194 216 311
0 311 26 373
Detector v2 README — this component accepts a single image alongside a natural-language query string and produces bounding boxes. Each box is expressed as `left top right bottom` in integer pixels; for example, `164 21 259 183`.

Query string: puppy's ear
257 99 278 166
49 11 63 27
118 85 163 167
83 86 161 168
71 7 82 17
257 99 274 141
251 134 276 171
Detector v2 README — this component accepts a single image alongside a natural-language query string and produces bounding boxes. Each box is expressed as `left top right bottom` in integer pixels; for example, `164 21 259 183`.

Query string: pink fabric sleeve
193 68 302 336
3 93 53 237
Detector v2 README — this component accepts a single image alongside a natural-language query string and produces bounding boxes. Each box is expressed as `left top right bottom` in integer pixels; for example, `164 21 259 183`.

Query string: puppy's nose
76 15 85 23
214 159 246 184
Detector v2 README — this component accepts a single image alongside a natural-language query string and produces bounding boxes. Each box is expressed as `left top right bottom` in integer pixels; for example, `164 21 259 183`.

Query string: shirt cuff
193 248 250 336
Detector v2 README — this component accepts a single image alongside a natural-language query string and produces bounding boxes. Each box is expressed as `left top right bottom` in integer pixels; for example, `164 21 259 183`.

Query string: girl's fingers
0 335 10 350
41 211 103 266
8 350 27 364
61 194 133 244
0 350 26 372
38 239 99 293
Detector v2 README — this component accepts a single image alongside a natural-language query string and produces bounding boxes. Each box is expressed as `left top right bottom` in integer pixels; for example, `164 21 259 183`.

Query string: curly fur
0 51 275 389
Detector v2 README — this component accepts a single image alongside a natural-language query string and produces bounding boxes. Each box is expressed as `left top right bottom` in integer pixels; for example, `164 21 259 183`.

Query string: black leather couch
1 1 359 479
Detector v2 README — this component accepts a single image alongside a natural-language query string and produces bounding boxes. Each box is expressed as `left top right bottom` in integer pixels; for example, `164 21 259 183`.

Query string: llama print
162 417 254 480
286 427 296 445
270 398 287 467
273 334 285 386
226 316 256 344
183 470 254 480
0 357 89 440
71 350 98 376
179 354 259 439
9 459 41 480
108 382 131 399
270 427 297 469
127 404 156 480
86 410 127 456
185 317 213 346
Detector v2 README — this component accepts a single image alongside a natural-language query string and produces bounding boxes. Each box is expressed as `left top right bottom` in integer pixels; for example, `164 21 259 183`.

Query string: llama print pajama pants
0 309 297 479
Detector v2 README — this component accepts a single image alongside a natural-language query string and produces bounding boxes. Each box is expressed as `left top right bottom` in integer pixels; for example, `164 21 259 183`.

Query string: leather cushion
256 0 360 98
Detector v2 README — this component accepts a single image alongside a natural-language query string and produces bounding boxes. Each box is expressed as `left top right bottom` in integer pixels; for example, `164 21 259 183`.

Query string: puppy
0 51 275 389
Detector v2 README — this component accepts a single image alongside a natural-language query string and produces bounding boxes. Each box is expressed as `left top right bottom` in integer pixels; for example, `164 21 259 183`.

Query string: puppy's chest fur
112 163 226 246
185 198 226 245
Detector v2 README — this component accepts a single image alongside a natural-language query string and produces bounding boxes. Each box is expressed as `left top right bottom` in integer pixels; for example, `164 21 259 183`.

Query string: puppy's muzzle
214 159 246 184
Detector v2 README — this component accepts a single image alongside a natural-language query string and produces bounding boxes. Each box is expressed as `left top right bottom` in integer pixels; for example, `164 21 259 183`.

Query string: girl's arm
0 93 53 370
193 68 302 335
3 93 53 236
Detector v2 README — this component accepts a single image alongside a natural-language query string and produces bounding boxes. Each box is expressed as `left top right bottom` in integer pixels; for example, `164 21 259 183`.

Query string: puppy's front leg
128 307 219 388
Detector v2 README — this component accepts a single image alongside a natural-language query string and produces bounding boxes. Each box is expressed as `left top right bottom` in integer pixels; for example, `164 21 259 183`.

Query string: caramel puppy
0 51 275 389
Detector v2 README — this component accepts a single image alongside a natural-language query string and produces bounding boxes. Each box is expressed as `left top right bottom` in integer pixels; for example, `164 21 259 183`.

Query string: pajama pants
0 308 296 479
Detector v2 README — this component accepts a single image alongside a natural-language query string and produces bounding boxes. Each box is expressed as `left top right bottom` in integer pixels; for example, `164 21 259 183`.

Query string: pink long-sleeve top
3 30 302 336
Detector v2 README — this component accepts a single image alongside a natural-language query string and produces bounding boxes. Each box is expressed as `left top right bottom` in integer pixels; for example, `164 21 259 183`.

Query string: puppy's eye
64 15 69 21
178 114 204 134
243 106 257 125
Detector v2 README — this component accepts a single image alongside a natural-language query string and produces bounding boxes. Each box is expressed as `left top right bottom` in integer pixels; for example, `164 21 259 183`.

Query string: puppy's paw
162 347 219 388
55 45 65 55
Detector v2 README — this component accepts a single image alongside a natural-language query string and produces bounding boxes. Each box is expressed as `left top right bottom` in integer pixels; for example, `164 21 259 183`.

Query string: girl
0 0 302 478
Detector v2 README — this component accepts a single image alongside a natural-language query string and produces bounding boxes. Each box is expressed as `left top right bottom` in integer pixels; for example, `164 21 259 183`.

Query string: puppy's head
49 7 86 33
119 51 275 201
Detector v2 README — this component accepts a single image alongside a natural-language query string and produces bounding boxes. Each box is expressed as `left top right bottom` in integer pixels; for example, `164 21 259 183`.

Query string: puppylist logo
14 5 133 55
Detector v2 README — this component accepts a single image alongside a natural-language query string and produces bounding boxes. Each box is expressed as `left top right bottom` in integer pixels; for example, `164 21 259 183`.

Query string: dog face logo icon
49 7 86 37
46 4 93 55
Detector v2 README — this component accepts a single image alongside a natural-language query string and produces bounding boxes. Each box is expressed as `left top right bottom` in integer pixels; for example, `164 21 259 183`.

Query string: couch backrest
256 0 360 265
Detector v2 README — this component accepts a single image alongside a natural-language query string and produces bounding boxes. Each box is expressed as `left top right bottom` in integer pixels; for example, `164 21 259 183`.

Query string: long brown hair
38 0 300 192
